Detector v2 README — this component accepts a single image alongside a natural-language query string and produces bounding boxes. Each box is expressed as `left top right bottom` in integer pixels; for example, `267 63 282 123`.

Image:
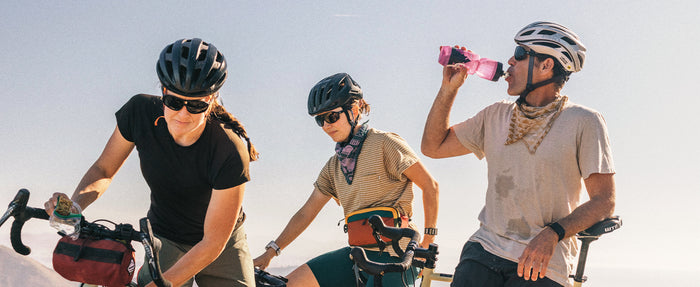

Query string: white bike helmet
514 21 586 73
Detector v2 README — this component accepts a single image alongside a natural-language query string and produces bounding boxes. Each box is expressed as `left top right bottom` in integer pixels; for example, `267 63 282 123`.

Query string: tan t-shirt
314 128 419 218
453 100 615 287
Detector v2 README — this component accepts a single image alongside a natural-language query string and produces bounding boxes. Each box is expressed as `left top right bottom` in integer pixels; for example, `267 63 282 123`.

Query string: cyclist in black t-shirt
44 38 259 287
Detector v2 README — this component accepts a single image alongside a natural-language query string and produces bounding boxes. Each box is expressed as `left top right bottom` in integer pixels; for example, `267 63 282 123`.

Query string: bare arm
148 183 246 287
421 65 472 159
402 161 439 248
253 188 331 269
45 126 134 213
517 173 616 281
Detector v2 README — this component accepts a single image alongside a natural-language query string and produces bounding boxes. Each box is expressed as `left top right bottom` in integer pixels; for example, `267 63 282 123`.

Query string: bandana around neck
335 123 369 185
505 95 568 154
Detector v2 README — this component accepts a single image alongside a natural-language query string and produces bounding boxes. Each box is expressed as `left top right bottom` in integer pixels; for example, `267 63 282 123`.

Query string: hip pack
344 206 409 247
52 235 136 287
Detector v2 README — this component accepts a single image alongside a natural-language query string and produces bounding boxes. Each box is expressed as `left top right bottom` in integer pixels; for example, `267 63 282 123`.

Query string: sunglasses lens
314 111 343 127
185 101 210 114
326 111 341 124
315 115 325 127
163 94 184 111
514 46 527 61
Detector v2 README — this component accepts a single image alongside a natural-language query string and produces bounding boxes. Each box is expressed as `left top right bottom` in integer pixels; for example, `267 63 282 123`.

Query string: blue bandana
335 123 369 185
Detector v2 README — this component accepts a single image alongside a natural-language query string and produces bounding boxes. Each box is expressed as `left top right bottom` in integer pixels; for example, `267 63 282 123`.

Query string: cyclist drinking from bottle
44 38 258 287
421 22 616 287
254 73 440 287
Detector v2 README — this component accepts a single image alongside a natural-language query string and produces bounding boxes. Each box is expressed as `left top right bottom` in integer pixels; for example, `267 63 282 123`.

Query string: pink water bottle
438 46 505 81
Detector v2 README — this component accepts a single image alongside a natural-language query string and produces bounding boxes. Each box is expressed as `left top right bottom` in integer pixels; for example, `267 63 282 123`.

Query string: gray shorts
137 225 254 287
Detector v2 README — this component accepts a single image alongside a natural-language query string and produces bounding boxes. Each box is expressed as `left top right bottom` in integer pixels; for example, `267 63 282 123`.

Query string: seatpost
572 236 597 286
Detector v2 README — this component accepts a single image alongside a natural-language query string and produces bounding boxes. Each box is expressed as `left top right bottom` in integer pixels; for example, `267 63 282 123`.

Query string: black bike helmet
307 73 363 115
156 38 227 98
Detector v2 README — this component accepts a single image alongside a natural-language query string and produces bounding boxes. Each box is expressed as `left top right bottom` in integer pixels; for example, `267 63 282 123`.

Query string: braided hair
209 101 259 161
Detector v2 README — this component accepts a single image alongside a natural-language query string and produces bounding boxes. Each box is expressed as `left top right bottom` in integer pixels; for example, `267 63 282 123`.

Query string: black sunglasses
314 110 344 127
514 46 536 61
162 94 211 114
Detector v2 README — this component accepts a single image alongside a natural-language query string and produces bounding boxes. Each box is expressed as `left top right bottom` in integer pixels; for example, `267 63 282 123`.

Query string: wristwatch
265 240 281 256
547 222 566 241
424 227 438 236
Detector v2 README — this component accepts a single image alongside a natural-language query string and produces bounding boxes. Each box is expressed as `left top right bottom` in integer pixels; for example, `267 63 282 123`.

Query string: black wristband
547 222 566 241
424 227 438 236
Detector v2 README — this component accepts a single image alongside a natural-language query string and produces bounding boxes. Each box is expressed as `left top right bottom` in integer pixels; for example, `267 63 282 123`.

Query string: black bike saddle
577 216 622 237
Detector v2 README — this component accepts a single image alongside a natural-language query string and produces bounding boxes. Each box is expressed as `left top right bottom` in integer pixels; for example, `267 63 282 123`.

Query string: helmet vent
538 30 556 36
561 37 577 46
181 46 190 59
165 62 174 78
197 50 208 61
520 30 535 36
532 41 559 49
561 51 572 61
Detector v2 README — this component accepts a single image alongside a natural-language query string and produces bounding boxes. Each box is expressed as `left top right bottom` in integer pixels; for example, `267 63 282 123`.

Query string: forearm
160 238 228 286
70 163 114 210
556 194 615 239
554 174 615 239
422 183 439 229
273 207 321 251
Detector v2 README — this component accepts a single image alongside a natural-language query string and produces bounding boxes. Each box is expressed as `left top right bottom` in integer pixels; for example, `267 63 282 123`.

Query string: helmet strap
342 108 359 143
518 53 561 105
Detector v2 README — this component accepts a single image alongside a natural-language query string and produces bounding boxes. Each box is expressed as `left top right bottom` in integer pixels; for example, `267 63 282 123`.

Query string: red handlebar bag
52 235 136 287
344 207 409 247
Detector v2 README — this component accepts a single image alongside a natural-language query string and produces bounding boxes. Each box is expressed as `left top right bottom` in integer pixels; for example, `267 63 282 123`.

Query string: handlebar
349 215 429 278
0 189 172 287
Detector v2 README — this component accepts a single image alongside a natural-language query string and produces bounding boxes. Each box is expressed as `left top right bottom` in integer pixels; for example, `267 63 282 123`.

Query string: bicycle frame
418 267 453 287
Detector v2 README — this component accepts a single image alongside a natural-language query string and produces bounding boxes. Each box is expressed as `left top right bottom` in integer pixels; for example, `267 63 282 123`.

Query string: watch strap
547 222 566 241
265 240 281 256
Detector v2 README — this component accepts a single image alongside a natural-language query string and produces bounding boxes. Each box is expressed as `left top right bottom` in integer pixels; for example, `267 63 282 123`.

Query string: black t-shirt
116 94 250 245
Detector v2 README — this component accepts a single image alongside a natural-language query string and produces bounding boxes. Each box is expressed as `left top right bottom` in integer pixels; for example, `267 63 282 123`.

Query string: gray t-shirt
453 99 615 286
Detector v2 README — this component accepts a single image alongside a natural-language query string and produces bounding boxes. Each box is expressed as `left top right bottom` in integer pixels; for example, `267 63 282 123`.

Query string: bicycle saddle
577 216 622 237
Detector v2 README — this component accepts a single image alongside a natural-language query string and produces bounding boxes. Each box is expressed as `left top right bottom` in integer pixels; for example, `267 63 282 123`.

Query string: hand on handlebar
420 234 436 249
253 248 277 270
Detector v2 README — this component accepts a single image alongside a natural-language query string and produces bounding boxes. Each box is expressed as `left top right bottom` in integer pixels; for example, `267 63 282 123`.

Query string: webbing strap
54 241 124 264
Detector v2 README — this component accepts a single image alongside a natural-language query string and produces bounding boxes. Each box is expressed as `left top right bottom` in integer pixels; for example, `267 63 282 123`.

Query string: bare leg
286 264 320 287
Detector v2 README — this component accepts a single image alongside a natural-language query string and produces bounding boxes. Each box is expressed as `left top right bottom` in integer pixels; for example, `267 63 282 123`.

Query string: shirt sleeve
212 151 250 190
381 132 420 181
115 95 140 142
577 110 616 179
313 157 338 199
452 105 490 160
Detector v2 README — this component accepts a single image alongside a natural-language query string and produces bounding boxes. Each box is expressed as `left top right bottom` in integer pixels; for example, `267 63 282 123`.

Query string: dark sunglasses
162 94 211 114
514 46 536 61
314 110 344 127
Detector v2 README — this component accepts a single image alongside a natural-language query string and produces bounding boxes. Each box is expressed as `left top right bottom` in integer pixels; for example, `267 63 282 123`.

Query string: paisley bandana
335 123 369 185
505 96 568 154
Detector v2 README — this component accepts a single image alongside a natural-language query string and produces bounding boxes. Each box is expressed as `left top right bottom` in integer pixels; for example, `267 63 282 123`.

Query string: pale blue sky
1 1 698 286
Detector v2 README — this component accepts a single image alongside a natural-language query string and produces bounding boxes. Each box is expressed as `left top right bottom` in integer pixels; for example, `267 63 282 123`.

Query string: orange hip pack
52 235 136 287
344 207 409 247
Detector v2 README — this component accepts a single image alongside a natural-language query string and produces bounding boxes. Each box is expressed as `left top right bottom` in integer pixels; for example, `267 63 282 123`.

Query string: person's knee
286 264 320 287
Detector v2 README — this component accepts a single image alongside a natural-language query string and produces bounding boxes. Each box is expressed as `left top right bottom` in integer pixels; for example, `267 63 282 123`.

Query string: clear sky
1 1 698 286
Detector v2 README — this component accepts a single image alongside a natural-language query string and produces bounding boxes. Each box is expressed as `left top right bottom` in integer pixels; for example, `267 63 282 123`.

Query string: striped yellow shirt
314 128 419 218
